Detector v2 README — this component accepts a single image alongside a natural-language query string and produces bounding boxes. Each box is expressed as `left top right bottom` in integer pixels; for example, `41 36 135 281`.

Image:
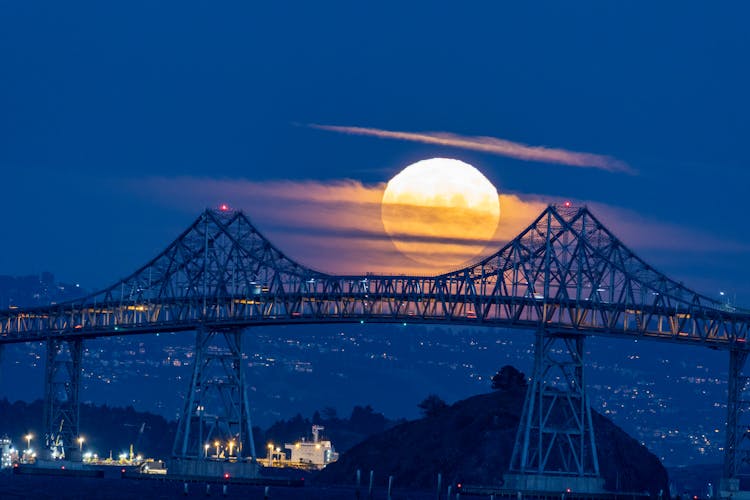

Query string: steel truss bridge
2 205 749 488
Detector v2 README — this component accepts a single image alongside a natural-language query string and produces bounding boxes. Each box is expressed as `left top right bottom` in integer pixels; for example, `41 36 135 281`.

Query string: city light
228 440 235 457
204 443 209 459
25 434 33 451
77 436 85 452
214 440 220 457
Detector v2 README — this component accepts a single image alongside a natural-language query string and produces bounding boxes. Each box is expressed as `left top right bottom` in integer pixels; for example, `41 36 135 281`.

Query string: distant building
284 425 339 469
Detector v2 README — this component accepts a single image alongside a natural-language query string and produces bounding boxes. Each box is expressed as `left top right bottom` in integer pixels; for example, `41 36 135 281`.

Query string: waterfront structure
285 425 339 469
1 435 15 468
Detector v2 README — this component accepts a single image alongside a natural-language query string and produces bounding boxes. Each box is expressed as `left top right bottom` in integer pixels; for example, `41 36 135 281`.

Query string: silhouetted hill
262 405 403 454
0 399 395 461
0 399 175 458
316 374 669 496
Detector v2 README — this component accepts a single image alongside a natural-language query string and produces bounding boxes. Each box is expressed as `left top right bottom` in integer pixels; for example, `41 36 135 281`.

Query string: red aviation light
219 203 230 212
563 201 572 208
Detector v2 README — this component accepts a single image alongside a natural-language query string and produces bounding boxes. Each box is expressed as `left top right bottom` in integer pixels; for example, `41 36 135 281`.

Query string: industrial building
284 425 338 469
1 435 17 468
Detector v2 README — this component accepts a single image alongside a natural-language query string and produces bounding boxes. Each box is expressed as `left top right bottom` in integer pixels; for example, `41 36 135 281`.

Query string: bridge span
1 204 749 492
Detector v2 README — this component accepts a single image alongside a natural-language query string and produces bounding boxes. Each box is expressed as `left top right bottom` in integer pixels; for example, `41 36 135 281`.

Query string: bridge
2 204 749 490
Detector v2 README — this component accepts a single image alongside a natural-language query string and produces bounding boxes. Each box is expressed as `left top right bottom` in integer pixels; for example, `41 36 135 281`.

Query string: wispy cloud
307 124 635 174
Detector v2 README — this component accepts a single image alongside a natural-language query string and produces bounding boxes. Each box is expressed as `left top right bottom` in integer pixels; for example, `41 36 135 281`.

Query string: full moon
381 158 501 267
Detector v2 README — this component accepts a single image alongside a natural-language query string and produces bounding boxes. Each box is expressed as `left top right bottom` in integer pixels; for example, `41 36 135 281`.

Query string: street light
228 440 235 457
267 443 274 466
25 434 33 452
204 443 209 459
214 440 220 458
78 437 85 452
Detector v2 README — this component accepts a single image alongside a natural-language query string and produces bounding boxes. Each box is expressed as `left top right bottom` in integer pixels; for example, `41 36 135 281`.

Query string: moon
381 158 501 267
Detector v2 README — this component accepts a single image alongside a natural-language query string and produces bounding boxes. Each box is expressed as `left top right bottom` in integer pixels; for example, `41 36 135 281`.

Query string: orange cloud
136 177 745 278
139 177 545 274
308 124 635 174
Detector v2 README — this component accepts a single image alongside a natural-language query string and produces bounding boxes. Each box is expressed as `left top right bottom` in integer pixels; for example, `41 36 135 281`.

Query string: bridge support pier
171 327 257 478
43 338 83 461
722 349 749 495
507 329 601 492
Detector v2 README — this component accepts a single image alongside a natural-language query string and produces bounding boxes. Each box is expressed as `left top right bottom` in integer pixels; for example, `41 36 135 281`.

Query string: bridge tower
43 339 83 461
722 349 750 494
171 327 257 477
506 329 601 492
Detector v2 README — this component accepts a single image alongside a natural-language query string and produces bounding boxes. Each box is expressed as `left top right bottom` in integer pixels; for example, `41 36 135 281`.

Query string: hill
0 398 176 458
0 399 395 461
262 405 402 454
316 368 669 496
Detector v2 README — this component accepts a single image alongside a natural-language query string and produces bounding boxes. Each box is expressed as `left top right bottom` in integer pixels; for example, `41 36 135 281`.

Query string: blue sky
1 2 749 302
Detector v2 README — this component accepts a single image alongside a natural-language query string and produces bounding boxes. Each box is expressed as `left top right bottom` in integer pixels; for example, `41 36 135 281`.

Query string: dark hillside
316 373 668 496
262 405 401 454
0 399 176 459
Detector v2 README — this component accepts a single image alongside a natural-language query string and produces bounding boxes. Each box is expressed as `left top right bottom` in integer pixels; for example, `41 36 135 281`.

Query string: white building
284 425 339 469
1 435 14 468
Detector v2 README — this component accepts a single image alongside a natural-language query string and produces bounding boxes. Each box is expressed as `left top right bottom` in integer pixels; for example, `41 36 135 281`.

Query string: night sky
1 2 749 303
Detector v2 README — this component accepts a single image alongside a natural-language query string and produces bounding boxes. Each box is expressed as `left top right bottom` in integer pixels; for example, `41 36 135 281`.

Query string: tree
321 406 338 421
349 405 387 434
491 365 527 392
417 394 448 417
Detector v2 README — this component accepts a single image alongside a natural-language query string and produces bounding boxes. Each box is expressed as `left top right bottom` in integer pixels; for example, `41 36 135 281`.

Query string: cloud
307 124 635 174
134 177 744 281
137 177 545 274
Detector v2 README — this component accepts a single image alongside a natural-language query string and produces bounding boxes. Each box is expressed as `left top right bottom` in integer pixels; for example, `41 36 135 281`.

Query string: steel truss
44 338 82 460
2 206 747 349
173 327 256 461
510 330 598 477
